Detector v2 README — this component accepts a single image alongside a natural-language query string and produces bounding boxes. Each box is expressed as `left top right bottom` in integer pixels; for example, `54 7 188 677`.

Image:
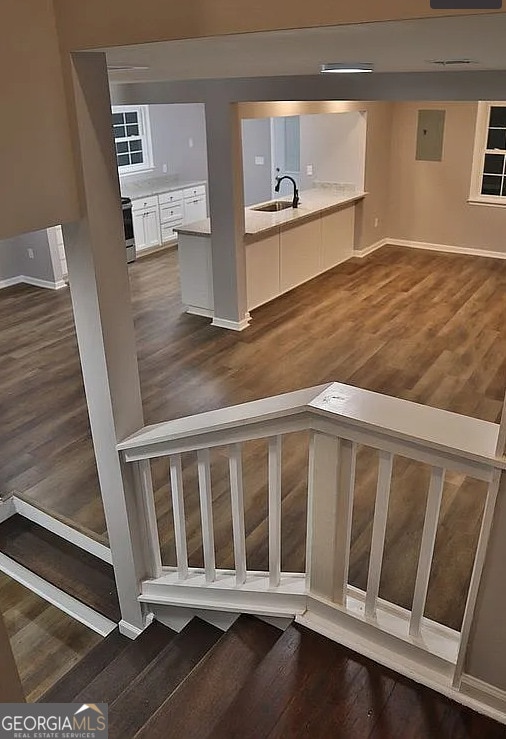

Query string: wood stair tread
108 618 221 739
0 514 120 621
75 620 176 705
134 615 282 739
40 628 129 703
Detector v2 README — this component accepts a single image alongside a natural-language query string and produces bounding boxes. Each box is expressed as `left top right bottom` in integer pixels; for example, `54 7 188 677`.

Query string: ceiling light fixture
107 65 150 71
320 62 374 74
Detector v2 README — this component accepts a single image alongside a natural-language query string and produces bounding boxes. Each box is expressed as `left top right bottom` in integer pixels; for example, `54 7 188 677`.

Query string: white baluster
197 448 216 582
409 466 445 637
228 443 247 585
268 436 282 588
365 450 394 619
133 460 162 580
334 439 357 606
169 454 188 580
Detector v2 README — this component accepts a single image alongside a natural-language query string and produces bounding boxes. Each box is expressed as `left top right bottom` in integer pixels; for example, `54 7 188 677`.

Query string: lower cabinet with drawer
132 203 161 252
130 184 207 253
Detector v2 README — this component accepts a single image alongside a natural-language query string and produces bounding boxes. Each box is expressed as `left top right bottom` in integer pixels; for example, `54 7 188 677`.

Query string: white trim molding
119 611 154 640
0 553 116 637
211 313 252 332
0 496 16 524
386 238 506 261
461 674 506 716
353 239 389 258
0 276 67 291
12 497 112 565
298 598 506 725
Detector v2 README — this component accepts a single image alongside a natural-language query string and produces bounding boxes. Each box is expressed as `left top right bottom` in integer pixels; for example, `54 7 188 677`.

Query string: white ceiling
104 13 506 84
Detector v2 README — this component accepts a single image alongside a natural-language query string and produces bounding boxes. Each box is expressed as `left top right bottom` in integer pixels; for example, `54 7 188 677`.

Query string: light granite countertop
120 175 207 200
175 188 366 239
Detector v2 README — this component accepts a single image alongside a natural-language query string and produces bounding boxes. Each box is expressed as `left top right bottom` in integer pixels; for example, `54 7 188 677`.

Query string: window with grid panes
112 105 153 174
481 106 506 197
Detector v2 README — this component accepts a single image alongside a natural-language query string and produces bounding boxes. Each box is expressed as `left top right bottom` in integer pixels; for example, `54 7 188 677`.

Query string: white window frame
469 101 506 207
112 104 154 176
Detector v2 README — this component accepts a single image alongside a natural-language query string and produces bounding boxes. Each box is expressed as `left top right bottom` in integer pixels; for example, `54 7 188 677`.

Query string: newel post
307 432 356 605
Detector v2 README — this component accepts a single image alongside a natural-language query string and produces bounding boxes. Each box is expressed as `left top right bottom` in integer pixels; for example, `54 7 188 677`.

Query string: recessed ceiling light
107 65 150 71
427 59 478 66
320 63 374 74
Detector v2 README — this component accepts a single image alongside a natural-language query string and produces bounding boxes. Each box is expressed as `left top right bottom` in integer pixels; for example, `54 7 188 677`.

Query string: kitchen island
175 187 366 327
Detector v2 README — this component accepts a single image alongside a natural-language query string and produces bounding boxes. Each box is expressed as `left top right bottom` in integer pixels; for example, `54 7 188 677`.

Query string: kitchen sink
252 200 294 213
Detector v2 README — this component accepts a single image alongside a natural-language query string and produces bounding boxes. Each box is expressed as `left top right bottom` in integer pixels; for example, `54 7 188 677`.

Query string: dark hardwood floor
0 571 102 702
41 614 506 738
1 245 505 629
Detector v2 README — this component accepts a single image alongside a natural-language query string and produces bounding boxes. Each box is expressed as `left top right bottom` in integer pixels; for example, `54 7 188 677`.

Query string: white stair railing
118 381 504 686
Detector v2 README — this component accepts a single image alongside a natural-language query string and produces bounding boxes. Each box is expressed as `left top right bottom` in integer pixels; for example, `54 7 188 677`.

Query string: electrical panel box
416 109 446 162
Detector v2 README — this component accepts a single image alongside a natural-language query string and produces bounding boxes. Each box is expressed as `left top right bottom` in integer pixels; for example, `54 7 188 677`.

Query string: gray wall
298 111 366 191
241 118 272 206
149 103 208 182
0 229 58 283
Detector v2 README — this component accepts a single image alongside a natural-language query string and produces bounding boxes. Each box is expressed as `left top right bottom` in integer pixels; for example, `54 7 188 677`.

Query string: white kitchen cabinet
132 196 161 252
246 234 280 310
280 219 321 293
178 235 213 314
184 195 207 224
320 206 355 271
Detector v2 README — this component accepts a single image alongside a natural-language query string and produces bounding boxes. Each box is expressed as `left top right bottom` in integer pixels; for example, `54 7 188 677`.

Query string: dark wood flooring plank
2 247 506 632
135 615 281 739
40 629 128 703
0 572 103 703
109 618 221 739
0 515 120 621
75 621 176 705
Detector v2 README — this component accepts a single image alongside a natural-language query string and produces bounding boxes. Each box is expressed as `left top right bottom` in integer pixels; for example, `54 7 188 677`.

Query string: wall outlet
162 163 168 174
374 217 379 228
27 248 34 259
306 164 314 176
188 138 194 148
255 156 265 166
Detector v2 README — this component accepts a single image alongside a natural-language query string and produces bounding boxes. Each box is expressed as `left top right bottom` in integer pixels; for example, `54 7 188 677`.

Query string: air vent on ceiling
427 59 478 66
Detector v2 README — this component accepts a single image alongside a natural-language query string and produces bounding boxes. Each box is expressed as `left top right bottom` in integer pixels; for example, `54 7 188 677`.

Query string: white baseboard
0 552 116 637
12 497 112 565
119 611 154 640
385 238 506 261
212 313 251 332
354 238 390 258
354 238 506 262
186 306 214 319
21 275 67 290
0 496 16 524
461 674 506 715
0 275 67 291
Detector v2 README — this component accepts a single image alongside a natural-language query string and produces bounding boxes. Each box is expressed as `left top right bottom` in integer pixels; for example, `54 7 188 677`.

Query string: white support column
204 98 249 330
63 52 153 636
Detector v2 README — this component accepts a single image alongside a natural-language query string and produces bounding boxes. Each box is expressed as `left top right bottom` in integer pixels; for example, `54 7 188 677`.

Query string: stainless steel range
122 197 135 263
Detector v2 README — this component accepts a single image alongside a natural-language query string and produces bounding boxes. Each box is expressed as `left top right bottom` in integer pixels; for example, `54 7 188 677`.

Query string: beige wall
388 101 506 253
0 0 79 241
54 1 500 51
